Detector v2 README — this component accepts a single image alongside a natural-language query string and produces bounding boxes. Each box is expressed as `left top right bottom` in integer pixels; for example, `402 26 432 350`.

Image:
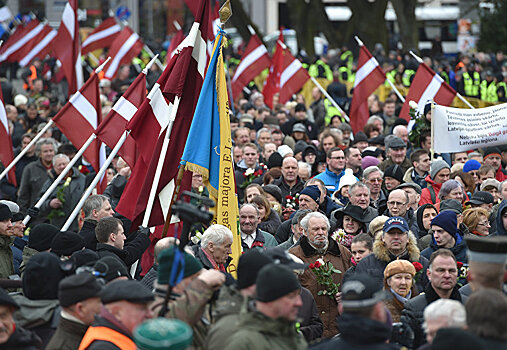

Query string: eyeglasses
368 178 382 183
477 221 491 227
387 201 408 207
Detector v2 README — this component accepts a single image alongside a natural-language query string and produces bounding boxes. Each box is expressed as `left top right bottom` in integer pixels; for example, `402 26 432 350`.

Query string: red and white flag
278 47 310 105
52 74 107 192
349 44 386 133
399 62 457 123
18 24 57 67
263 31 284 109
95 69 147 169
0 20 43 63
167 28 184 59
103 26 144 79
231 33 271 98
0 86 16 186
116 0 210 227
81 17 121 55
52 0 83 95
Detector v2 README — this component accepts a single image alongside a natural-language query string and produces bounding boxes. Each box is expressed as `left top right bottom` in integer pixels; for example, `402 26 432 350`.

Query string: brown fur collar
373 231 420 263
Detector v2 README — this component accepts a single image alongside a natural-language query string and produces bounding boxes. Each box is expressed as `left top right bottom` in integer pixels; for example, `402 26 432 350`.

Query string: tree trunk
345 0 389 51
391 0 418 51
229 0 265 46
286 0 343 57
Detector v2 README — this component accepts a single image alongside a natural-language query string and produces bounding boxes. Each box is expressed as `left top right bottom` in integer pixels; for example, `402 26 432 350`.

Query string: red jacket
419 175 442 205
495 167 507 182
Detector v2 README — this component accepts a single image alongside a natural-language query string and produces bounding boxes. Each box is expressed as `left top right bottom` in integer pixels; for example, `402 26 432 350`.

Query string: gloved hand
138 226 150 237
26 207 40 219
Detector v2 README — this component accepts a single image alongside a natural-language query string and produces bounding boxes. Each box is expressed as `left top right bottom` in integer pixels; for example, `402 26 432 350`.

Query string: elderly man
191 224 233 271
422 299 466 346
397 183 422 212
0 288 41 348
289 212 352 338
17 137 58 211
354 216 428 291
298 185 321 212
140 237 175 290
78 280 154 349
224 264 307 350
363 166 387 209
401 249 466 349
239 204 277 250
385 189 418 233
79 195 114 250
403 149 431 189
338 182 377 227
272 157 304 206
314 147 346 194
378 136 411 174
37 154 86 231
95 217 150 269
46 273 102 350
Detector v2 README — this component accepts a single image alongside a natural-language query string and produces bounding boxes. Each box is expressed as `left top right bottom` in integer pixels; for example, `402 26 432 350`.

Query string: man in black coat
94 217 150 270
272 157 305 207
400 249 467 349
79 195 114 250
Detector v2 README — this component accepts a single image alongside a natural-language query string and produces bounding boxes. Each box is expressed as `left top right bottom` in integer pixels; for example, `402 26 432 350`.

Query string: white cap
277 145 294 158
338 168 357 191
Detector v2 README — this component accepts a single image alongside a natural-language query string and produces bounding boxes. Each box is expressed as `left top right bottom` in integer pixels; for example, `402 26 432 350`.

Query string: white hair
363 166 384 180
298 161 312 176
200 224 233 249
393 125 407 135
52 153 70 166
422 299 467 333
300 212 330 233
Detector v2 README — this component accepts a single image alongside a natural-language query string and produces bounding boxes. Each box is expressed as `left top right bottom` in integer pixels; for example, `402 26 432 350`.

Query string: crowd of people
0 41 506 349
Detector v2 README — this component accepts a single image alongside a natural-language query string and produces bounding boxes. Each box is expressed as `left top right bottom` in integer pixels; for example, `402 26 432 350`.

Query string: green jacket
223 311 307 350
0 235 14 278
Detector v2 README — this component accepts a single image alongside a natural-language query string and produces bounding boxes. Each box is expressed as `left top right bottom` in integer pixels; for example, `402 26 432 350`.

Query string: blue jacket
313 168 345 194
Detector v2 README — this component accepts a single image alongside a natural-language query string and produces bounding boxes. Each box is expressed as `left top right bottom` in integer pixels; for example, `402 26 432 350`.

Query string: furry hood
373 230 420 263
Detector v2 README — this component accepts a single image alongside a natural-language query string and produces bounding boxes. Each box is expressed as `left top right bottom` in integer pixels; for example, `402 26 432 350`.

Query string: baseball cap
341 273 390 309
383 216 409 233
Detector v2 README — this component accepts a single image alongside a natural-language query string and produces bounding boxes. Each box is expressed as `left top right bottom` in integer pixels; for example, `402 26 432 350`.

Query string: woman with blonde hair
463 207 491 236
250 195 281 235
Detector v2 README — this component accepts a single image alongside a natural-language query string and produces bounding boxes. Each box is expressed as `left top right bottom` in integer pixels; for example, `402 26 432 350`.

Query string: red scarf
202 248 226 272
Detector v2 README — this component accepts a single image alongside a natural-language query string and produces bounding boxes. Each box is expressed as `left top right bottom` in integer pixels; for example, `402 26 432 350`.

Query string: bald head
387 189 409 217
282 157 298 185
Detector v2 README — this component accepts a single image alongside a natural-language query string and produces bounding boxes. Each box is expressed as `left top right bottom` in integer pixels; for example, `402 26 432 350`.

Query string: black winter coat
96 230 150 269
79 220 98 250
299 287 323 342
0 326 41 350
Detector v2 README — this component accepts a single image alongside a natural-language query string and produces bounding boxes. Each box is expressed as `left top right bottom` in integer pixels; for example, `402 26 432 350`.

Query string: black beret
94 256 130 282
0 204 11 222
51 231 85 257
58 273 102 307
100 279 154 304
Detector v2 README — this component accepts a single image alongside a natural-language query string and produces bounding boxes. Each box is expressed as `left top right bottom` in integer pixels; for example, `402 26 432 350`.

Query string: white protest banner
432 103 507 153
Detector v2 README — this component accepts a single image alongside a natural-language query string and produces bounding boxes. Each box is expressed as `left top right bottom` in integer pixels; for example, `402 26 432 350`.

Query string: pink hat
361 156 380 169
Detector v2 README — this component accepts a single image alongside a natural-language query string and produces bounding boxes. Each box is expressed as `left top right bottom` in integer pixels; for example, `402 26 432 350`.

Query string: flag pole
0 120 54 182
310 76 350 123
354 36 405 103
161 164 185 238
22 134 97 225
409 50 475 109
61 131 129 231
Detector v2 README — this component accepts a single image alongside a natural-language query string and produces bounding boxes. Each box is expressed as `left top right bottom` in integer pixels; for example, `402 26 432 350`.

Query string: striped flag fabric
263 32 284 109
116 0 210 227
0 20 42 63
52 0 83 95
103 26 144 79
52 73 107 192
18 24 57 67
0 84 16 186
278 46 311 105
81 17 121 55
399 62 456 122
231 32 271 99
95 69 147 168
349 44 386 133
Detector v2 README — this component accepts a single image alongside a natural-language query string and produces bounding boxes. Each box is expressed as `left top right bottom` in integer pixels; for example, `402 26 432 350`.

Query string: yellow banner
216 40 241 278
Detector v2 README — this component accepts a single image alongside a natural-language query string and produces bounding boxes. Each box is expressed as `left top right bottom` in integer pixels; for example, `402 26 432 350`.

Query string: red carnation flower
314 260 322 268
286 195 293 200
412 262 423 272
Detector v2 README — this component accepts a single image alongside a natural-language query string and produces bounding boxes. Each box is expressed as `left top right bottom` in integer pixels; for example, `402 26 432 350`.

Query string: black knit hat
237 250 273 289
263 184 282 204
71 249 100 268
267 152 283 169
256 264 301 302
94 256 130 283
51 231 85 257
58 272 102 307
352 131 368 145
384 164 404 183
0 287 18 309
23 252 66 300
0 204 11 221
101 279 154 304
28 223 60 251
